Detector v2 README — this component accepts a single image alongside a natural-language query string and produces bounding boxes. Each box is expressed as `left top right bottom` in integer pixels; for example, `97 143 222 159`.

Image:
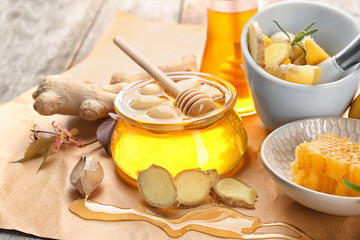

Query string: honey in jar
110 72 247 185
200 0 258 116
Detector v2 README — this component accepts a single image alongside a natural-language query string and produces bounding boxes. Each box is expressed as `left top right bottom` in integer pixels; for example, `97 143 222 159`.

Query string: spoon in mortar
113 36 217 117
317 33 360 84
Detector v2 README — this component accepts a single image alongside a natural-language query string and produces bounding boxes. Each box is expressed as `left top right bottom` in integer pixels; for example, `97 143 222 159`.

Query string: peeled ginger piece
248 21 265 67
263 36 291 65
290 42 305 62
137 165 177 208
212 178 258 208
264 67 284 79
175 169 212 206
282 64 320 85
265 42 292 68
304 37 330 65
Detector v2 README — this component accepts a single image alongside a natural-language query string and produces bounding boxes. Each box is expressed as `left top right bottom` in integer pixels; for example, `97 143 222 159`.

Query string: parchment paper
0 12 359 240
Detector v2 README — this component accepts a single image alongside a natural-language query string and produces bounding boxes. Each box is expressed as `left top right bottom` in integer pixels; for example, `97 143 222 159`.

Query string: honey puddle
70 199 312 240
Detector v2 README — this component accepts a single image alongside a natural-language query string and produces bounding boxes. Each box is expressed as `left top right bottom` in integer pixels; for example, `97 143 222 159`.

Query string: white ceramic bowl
261 117 360 216
241 1 360 131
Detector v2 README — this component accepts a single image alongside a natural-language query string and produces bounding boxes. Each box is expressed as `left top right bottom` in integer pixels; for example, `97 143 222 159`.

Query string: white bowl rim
240 0 360 89
261 116 360 201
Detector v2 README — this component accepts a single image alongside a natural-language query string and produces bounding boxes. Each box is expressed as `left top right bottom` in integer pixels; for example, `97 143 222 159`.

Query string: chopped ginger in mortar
248 20 330 85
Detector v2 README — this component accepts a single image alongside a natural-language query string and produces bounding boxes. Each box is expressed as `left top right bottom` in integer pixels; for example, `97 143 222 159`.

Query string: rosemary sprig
272 20 318 59
343 177 360 192
292 22 318 44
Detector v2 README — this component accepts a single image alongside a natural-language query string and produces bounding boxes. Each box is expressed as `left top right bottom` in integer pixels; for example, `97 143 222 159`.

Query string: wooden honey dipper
113 36 217 117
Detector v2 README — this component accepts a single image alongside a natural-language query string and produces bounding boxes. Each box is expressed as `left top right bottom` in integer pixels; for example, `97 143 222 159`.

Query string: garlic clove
140 83 163 95
270 31 295 43
176 78 201 91
146 105 181 119
70 155 104 199
70 157 86 196
129 96 166 110
199 84 223 99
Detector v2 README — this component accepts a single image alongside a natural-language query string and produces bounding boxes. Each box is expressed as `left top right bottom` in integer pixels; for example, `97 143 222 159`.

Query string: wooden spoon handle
113 36 180 97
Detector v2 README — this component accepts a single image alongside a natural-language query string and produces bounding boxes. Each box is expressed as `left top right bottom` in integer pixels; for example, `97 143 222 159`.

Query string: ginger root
137 165 177 208
110 55 198 84
212 178 258 209
32 75 127 121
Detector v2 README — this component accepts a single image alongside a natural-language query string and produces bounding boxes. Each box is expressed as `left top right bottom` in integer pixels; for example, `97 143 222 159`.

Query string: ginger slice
248 21 265 67
212 178 258 209
175 169 212 206
137 165 177 208
281 64 320 85
263 67 284 79
265 42 292 68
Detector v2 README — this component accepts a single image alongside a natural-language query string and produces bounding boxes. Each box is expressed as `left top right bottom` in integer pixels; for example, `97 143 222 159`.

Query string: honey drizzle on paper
69 199 312 240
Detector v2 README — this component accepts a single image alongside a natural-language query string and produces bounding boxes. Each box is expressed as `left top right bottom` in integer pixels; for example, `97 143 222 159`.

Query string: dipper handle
113 36 180 97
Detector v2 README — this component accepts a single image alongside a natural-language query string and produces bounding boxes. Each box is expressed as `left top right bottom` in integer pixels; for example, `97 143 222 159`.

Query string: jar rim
113 72 237 131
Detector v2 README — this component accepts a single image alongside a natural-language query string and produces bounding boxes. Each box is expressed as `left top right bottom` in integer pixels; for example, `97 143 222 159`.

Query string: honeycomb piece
291 133 360 197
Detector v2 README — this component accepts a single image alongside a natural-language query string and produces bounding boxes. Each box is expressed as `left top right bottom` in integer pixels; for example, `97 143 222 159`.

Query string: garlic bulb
70 156 104 199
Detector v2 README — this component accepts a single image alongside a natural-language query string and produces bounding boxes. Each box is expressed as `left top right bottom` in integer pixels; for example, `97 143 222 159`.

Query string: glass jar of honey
200 0 258 116
111 72 247 185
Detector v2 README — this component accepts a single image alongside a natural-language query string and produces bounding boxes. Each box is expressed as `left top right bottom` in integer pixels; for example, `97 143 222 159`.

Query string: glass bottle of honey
200 0 258 116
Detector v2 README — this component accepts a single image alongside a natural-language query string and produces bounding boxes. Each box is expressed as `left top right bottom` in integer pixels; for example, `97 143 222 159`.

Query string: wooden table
1 0 359 239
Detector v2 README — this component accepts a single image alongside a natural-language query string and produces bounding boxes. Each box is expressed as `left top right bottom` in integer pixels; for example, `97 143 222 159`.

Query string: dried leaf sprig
70 155 104 200
273 20 318 59
15 121 97 171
